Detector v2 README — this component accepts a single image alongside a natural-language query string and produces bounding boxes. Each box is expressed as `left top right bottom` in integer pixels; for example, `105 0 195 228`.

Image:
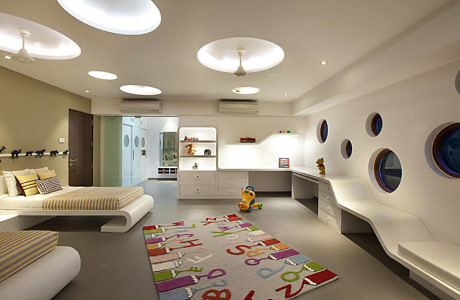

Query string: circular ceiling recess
197 37 284 74
0 12 81 60
88 70 117 80
232 87 260 95
57 0 161 35
120 85 162 95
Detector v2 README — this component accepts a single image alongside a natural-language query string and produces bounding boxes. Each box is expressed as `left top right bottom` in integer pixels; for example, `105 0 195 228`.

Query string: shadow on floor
343 232 439 300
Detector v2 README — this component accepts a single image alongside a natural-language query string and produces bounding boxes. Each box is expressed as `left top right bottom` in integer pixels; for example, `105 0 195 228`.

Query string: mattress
0 187 82 209
0 231 59 282
43 186 144 210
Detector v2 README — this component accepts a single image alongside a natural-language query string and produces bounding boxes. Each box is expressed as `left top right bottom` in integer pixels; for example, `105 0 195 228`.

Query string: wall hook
50 150 59 156
35 149 45 157
11 149 22 159
26 151 33 156
0 146 5 153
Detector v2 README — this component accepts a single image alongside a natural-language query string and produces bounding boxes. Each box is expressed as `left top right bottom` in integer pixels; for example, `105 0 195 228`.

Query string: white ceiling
0 0 449 102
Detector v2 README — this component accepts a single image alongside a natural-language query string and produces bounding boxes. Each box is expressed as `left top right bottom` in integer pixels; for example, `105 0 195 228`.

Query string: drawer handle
196 188 200 193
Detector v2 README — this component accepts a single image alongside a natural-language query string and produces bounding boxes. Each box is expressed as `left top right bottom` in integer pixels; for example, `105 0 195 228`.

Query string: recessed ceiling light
88 70 117 80
0 13 81 60
320 60 328 65
283 91 288 96
120 85 162 95
57 0 161 35
232 87 260 95
4 55 11 60
85 90 90 93
198 37 284 74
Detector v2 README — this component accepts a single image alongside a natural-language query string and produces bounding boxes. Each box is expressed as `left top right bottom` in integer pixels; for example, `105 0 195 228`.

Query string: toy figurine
238 186 262 212
204 149 211 156
316 157 326 175
192 162 198 170
185 144 197 155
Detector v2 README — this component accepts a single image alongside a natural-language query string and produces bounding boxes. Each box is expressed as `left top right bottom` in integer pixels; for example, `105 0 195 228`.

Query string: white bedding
0 187 83 209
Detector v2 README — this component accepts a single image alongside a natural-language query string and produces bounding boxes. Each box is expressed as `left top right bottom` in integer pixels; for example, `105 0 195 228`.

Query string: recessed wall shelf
227 133 298 145
179 140 216 143
179 155 216 158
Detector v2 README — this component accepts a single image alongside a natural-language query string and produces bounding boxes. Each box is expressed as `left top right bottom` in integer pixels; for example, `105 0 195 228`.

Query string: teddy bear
316 157 326 175
185 144 197 155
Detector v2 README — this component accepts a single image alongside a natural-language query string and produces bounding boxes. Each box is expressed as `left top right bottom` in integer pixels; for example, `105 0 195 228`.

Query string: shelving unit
227 133 299 145
0 152 69 158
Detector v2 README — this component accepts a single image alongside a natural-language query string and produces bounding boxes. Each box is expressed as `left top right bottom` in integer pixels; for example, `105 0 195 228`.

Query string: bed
0 186 154 233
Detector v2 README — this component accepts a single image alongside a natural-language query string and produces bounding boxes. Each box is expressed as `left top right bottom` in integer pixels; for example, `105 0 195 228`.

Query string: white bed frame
0 195 154 233
0 246 81 300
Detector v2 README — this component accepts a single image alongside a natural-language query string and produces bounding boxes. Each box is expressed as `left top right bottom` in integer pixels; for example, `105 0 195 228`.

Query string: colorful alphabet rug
143 214 338 299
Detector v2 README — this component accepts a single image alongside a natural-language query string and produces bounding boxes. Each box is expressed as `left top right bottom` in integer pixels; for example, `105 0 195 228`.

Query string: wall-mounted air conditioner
119 100 161 113
218 99 258 114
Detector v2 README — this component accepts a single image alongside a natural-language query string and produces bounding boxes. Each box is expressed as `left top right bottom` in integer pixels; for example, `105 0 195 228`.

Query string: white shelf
0 152 69 158
180 155 216 158
180 140 216 143
227 133 299 145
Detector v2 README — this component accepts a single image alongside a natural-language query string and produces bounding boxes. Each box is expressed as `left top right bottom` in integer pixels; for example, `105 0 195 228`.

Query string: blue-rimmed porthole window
432 123 460 178
374 149 402 192
341 139 352 159
319 120 328 143
371 113 383 136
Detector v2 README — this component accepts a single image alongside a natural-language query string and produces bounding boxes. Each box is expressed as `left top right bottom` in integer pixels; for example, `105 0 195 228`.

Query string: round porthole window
366 113 383 137
141 137 146 147
135 136 139 148
374 149 402 193
341 139 352 159
318 120 328 143
432 123 460 178
123 135 130 147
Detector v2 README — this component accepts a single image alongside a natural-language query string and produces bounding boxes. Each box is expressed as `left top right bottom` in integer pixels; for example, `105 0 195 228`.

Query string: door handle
69 159 78 162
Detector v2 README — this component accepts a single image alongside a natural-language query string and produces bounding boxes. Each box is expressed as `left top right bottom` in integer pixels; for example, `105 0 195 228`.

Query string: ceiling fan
233 48 247 77
12 29 35 63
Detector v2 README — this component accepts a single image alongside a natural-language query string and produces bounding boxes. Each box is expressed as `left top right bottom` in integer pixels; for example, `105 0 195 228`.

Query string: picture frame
279 157 290 168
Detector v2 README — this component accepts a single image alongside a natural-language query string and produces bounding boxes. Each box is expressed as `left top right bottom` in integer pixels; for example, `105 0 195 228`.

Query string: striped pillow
36 177 63 195
0 231 58 282
15 173 39 197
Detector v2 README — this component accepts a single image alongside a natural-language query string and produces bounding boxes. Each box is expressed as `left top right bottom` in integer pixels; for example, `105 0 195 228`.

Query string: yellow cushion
37 170 57 180
15 173 39 197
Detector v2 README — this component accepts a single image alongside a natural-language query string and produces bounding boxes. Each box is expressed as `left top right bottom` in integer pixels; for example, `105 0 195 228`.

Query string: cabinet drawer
179 172 216 185
318 209 340 231
218 186 242 197
318 182 332 194
180 185 216 197
319 199 341 219
219 178 248 188
319 190 334 203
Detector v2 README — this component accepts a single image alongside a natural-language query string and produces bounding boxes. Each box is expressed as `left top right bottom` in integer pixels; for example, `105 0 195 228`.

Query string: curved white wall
303 61 460 246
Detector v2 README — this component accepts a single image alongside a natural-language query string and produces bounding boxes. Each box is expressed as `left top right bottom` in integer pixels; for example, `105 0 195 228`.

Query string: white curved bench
0 246 81 300
291 167 460 299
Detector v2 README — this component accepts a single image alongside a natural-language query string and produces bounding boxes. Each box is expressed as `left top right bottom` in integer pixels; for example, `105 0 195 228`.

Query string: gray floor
30 180 437 299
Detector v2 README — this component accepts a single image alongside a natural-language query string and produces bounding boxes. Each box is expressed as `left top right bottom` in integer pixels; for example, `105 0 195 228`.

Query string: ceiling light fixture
57 0 161 35
85 90 90 93
88 70 118 80
120 85 162 95
232 87 260 95
0 13 81 60
12 29 34 63
4 55 11 60
283 91 288 96
320 60 328 65
197 37 284 74
234 48 247 77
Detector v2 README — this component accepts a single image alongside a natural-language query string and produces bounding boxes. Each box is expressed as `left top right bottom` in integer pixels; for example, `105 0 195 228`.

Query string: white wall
179 116 305 169
303 61 460 246
144 117 179 179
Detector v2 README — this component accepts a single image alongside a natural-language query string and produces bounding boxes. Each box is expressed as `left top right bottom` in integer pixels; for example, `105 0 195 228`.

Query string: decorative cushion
2 170 28 197
15 173 39 197
0 175 7 196
36 177 63 195
0 231 59 282
37 170 57 180
26 167 49 175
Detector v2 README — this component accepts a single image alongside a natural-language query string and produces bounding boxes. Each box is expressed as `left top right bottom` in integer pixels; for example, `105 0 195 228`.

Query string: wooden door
69 109 93 186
